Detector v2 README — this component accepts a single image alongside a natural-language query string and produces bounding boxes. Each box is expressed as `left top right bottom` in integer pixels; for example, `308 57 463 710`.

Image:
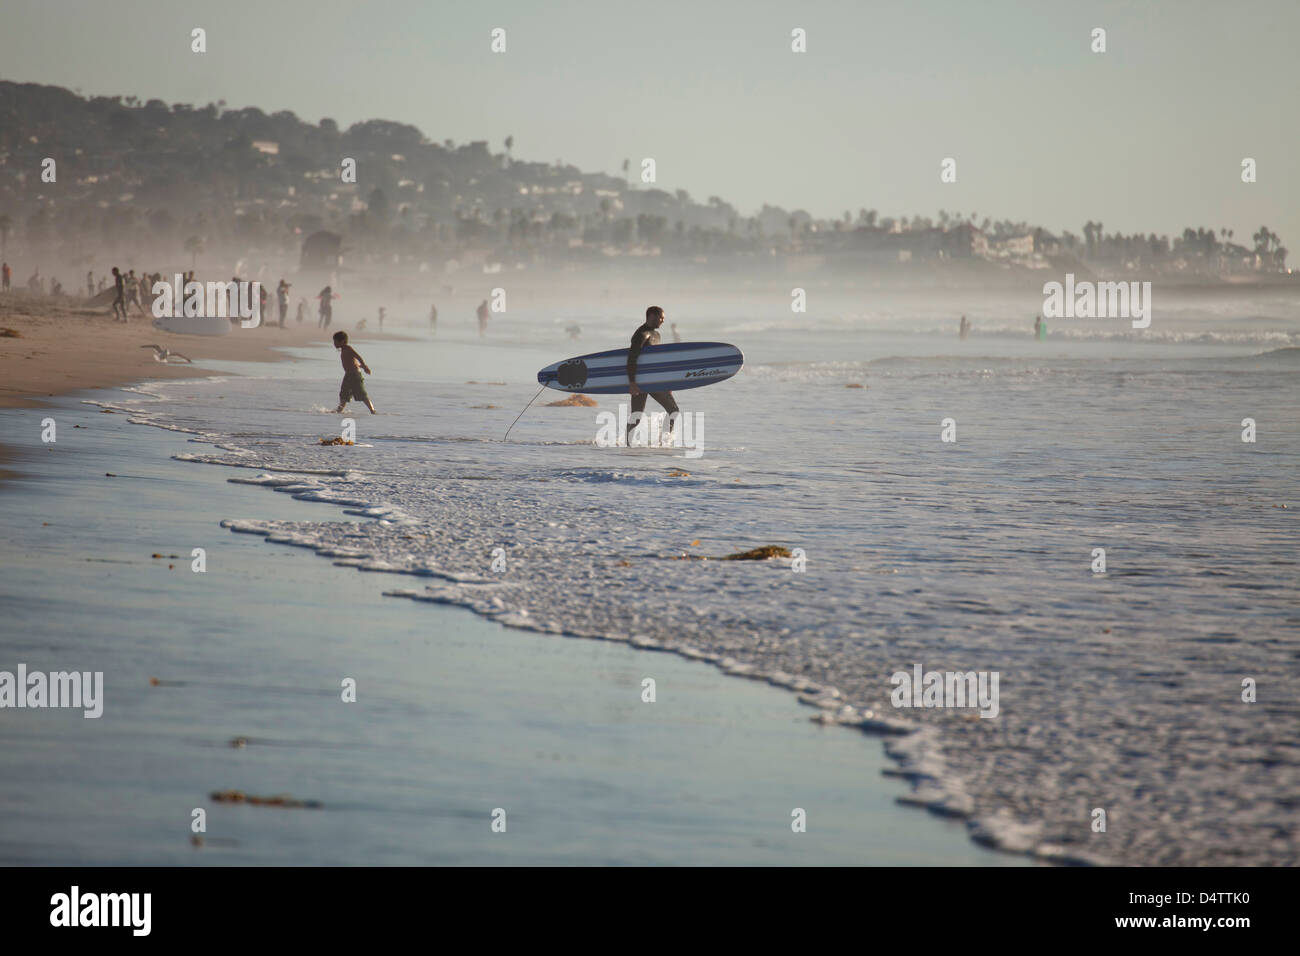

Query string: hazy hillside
0 80 1290 288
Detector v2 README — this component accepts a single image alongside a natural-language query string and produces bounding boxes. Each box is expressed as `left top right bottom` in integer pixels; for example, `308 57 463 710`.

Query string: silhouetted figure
228 277 241 324
626 305 680 442
109 267 126 321
277 279 291 328
476 299 489 337
125 270 143 313
959 315 970 340
333 331 376 414
318 286 338 328
1034 315 1046 341
1 262 10 292
429 303 438 334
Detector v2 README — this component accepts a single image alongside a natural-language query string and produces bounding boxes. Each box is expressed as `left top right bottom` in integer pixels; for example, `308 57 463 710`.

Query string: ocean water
106 297 1300 865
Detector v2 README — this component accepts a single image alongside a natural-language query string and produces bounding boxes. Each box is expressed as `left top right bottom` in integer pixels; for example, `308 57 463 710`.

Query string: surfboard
152 314 231 337
537 341 743 395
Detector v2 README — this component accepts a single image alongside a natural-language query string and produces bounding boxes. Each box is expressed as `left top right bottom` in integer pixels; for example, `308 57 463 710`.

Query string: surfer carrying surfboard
627 306 680 440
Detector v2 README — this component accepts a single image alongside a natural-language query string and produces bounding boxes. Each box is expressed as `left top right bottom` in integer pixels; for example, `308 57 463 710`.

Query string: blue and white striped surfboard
537 341 744 395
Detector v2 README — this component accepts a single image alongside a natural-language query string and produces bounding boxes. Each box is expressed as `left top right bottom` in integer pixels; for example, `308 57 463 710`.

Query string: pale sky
2 0 1297 248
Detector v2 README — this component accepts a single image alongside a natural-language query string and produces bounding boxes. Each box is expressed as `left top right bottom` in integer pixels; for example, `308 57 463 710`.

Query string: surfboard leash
503 384 548 441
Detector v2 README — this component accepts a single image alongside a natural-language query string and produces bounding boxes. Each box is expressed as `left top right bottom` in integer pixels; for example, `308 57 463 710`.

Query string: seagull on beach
140 344 193 364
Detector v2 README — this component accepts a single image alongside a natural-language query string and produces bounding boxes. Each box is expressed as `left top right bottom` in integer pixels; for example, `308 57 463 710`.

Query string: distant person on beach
296 298 306 324
429 303 438 334
1 262 10 292
27 268 42 294
110 267 126 321
86 271 94 297
332 331 376 414
566 323 581 341
317 286 338 328
97 276 107 293
378 307 386 331
627 305 680 442
50 277 64 296
277 280 290 327
228 277 241 324
125 270 142 313
1034 315 1046 340
959 315 970 340
476 298 489 337
671 322 681 343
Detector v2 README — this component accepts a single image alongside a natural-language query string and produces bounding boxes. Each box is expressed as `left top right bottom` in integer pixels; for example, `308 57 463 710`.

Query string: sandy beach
0 292 387 410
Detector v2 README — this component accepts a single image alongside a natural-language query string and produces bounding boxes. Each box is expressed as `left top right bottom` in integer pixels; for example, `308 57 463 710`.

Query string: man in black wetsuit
626 305 680 442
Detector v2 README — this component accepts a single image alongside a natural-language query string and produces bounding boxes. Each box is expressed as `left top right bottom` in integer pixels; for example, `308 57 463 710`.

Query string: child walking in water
333 331 376 414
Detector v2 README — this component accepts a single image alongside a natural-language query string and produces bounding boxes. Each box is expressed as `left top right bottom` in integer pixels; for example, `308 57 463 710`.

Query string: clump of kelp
210 790 322 809
669 544 793 562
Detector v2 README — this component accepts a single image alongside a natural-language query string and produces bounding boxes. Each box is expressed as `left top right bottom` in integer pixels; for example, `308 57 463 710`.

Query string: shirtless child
333 331 376 414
